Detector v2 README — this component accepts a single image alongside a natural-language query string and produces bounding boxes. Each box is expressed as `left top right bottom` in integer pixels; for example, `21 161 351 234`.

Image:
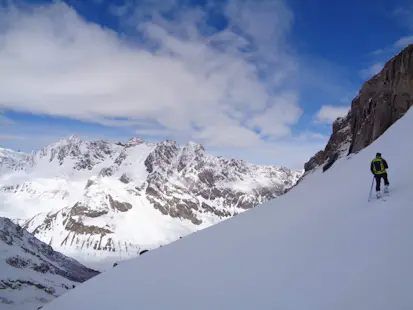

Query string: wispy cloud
212 136 327 170
314 105 349 125
296 131 329 141
394 35 413 48
360 63 384 79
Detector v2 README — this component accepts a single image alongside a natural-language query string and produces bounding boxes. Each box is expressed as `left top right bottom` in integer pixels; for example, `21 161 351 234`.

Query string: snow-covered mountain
0 136 302 268
0 217 98 310
39 85 413 310
0 148 27 175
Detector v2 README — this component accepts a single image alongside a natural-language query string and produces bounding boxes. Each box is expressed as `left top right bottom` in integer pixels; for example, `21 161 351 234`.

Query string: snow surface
42 107 413 310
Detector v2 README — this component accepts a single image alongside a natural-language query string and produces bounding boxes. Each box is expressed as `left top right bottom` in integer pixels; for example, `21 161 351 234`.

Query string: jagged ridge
0 136 302 268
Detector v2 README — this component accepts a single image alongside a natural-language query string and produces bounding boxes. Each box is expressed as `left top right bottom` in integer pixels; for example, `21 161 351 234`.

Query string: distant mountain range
0 136 302 269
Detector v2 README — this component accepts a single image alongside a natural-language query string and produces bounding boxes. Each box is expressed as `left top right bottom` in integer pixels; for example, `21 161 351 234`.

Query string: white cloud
0 1 302 150
247 92 302 139
394 36 413 48
314 105 349 124
359 63 383 79
211 137 327 170
296 131 329 141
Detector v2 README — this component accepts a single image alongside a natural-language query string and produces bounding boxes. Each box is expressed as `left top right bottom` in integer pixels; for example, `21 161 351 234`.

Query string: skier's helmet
376 152 382 157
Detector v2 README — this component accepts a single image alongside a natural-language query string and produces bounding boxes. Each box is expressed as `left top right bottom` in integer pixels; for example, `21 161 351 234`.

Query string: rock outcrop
0 217 99 309
305 44 413 173
304 111 352 172
349 44 413 153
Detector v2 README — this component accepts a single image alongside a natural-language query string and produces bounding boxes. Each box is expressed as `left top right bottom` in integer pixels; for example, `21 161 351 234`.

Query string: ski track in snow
40 107 413 310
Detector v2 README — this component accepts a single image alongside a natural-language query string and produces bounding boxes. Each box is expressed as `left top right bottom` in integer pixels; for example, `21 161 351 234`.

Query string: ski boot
376 191 382 199
384 185 389 195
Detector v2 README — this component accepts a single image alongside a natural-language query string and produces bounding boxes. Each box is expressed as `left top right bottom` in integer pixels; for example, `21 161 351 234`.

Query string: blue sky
0 0 412 168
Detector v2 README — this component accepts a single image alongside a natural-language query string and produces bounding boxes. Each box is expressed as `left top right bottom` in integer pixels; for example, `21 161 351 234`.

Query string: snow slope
41 108 413 309
0 217 98 310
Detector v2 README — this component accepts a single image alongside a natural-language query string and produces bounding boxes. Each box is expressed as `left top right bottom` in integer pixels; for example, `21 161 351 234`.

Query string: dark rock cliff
349 44 413 153
305 44 413 173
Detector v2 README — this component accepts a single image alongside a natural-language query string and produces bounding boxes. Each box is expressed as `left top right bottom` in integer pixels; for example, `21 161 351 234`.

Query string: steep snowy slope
0 217 98 310
0 148 27 175
0 136 301 269
41 107 413 309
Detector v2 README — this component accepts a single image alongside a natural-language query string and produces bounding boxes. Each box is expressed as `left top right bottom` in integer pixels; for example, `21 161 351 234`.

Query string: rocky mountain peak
184 141 205 152
28 136 122 172
127 137 145 145
144 140 180 173
177 142 205 172
66 135 82 144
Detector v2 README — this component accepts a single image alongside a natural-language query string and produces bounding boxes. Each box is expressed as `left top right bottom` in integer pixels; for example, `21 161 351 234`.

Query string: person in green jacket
370 153 390 197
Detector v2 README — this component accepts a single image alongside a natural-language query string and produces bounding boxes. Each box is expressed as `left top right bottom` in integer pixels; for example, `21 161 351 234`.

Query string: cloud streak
314 105 349 124
394 36 413 48
359 63 384 79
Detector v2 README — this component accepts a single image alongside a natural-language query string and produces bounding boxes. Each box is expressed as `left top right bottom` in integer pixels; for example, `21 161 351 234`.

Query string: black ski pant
374 173 389 192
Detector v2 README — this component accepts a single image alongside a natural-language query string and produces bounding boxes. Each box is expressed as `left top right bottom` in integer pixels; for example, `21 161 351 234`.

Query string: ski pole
368 176 374 202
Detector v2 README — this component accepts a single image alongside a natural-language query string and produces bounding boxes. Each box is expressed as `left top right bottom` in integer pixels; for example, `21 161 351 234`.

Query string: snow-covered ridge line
0 135 302 269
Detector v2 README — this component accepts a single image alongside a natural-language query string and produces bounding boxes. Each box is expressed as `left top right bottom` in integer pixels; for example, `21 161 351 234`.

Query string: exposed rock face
0 217 99 309
144 140 180 173
143 143 301 225
304 111 352 172
108 195 132 212
349 44 413 153
305 44 413 173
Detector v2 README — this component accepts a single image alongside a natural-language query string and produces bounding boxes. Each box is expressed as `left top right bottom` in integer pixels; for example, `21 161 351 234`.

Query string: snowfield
40 107 413 310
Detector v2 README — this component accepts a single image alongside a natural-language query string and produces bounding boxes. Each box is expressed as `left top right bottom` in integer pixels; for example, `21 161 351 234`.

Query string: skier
370 152 390 198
